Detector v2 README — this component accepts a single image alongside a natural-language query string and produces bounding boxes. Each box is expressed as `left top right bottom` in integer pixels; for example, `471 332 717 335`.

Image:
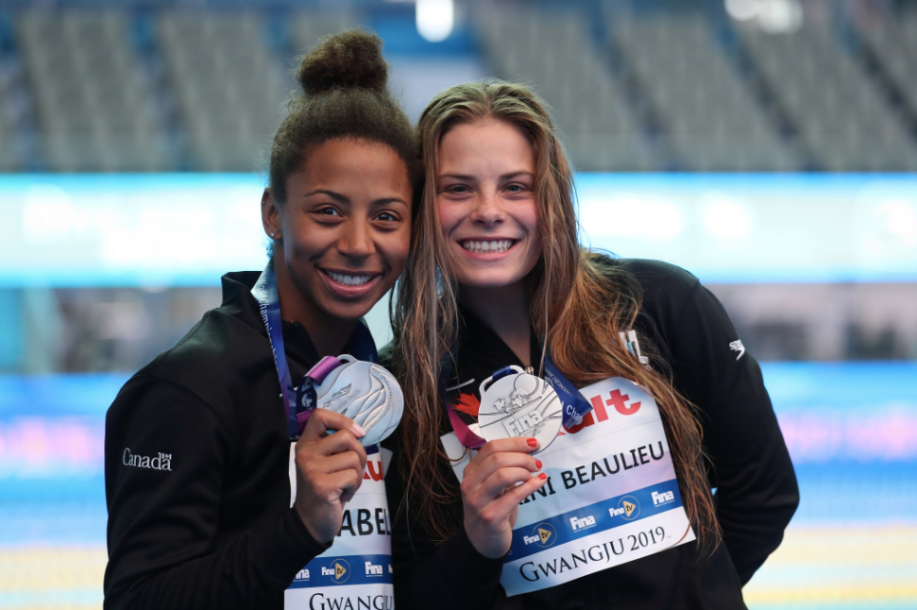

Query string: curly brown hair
268 30 421 207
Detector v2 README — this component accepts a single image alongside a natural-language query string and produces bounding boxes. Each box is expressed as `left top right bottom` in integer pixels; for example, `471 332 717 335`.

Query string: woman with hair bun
384 81 797 608
104 31 419 610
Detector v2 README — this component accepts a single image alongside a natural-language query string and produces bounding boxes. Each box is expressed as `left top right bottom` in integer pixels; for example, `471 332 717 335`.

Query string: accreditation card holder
441 376 695 596
282 355 400 608
285 444 394 609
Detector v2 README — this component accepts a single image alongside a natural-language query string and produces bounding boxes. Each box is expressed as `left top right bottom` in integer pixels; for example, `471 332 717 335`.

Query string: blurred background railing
0 0 915 608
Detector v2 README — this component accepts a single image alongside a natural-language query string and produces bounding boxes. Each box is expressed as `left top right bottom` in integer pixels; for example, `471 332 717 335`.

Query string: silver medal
314 355 404 447
476 366 562 452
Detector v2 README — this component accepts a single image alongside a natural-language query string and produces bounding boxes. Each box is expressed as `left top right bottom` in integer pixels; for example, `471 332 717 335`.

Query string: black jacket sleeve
384 439 505 610
104 375 329 610
662 280 799 585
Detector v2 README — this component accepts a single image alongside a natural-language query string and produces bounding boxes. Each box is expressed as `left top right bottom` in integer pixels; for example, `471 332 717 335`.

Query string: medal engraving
477 367 562 452
314 355 404 447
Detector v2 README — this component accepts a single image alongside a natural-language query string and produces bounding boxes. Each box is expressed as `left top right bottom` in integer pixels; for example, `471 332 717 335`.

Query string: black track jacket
383 258 799 610
104 272 334 610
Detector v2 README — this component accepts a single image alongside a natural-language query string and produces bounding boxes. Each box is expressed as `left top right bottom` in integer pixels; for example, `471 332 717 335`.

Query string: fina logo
320 559 351 584
652 490 675 506
569 514 597 532
364 561 383 576
504 410 545 437
523 523 557 548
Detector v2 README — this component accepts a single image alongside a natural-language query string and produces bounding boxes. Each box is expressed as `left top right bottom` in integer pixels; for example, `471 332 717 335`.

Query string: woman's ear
261 188 281 240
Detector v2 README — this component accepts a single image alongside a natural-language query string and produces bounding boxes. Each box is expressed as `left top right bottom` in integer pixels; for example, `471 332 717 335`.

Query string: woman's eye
376 212 399 222
315 207 341 217
444 184 469 194
506 183 528 193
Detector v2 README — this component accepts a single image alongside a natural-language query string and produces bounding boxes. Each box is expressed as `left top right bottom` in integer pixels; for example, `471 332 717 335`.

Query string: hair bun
297 30 388 96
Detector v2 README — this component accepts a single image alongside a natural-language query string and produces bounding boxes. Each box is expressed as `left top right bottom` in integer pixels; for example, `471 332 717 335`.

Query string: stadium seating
0 30 33 172
1 6 916 173
609 15 800 171
18 12 169 171
737 23 917 172
156 11 287 172
857 13 917 123
0 90 16 172
475 8 659 171
291 11 360 57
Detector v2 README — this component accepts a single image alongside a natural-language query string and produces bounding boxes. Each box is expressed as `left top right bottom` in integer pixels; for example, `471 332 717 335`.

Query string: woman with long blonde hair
384 81 797 609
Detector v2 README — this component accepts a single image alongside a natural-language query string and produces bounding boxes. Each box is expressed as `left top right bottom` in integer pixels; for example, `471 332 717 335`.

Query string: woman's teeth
326 271 374 286
461 239 513 254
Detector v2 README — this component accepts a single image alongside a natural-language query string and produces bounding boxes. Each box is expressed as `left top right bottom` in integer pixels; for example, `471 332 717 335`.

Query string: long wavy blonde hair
391 81 719 550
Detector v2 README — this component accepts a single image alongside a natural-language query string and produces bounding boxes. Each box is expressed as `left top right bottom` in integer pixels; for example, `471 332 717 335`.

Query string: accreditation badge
441 377 695 596
284 445 394 609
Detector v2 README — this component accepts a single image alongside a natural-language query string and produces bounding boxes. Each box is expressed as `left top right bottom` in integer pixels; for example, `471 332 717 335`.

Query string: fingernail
538 472 547 480
535 460 542 469
526 438 538 448
352 424 367 437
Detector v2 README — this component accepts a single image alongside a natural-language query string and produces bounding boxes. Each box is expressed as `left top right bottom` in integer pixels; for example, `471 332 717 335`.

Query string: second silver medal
476 366 563 453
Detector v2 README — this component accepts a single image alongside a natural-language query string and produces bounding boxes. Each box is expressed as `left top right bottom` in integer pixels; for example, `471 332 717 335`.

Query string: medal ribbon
252 263 378 441
542 356 593 430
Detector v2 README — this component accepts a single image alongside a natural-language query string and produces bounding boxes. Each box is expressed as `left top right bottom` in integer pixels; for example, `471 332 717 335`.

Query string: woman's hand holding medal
460 437 547 558
293 409 368 544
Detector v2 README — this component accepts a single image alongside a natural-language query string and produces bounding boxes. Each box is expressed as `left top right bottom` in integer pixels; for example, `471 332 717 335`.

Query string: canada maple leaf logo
452 392 481 418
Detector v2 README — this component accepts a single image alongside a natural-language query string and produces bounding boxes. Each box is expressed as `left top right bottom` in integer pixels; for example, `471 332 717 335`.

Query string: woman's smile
459 238 518 255
319 267 383 297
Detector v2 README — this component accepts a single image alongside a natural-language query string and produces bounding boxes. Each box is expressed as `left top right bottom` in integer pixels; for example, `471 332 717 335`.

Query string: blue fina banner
2 173 916 287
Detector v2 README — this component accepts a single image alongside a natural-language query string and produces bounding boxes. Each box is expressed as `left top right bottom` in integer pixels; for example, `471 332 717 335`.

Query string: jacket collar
220 271 321 368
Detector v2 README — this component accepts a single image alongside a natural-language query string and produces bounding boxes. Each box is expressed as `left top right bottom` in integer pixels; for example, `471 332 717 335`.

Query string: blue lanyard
542 356 592 429
252 263 378 441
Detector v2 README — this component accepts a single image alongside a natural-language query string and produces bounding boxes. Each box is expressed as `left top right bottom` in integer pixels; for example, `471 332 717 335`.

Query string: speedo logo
320 559 351 584
652 490 675 506
569 515 596 531
523 523 557 547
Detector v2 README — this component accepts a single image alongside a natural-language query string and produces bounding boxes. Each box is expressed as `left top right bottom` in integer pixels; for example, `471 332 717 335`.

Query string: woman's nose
338 218 375 258
469 191 504 226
